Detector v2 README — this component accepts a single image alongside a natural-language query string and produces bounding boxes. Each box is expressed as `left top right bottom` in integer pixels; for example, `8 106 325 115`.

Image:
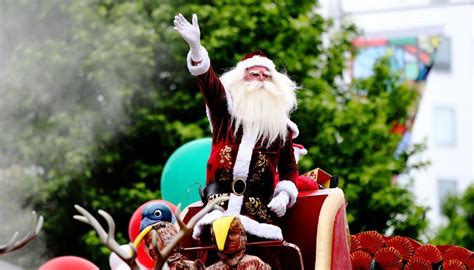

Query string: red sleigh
179 169 352 270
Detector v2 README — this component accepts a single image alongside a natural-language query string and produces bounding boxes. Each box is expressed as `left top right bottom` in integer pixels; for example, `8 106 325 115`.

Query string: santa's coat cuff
239 215 283 240
192 210 283 240
274 180 298 208
187 46 210 76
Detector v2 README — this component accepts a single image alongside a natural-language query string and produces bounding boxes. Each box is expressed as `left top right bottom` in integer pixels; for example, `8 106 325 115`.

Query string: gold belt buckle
231 178 246 196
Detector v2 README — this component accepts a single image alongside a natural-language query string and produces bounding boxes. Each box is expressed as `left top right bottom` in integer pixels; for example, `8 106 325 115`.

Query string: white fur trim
205 106 213 132
239 215 283 240
192 209 224 240
225 194 244 215
192 210 283 240
274 180 298 208
233 130 258 179
287 120 299 138
293 144 307 163
236 55 276 71
293 145 307 156
187 46 210 76
222 129 258 218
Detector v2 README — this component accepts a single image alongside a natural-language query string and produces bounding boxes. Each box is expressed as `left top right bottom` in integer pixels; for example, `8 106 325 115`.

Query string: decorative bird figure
139 202 176 232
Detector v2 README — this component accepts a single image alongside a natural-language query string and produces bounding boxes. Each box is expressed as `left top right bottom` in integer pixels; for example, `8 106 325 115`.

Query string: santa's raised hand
173 13 203 61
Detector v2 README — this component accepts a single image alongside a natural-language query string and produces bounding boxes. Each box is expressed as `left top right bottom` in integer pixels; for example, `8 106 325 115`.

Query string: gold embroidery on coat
245 197 271 222
249 151 267 183
250 174 261 183
219 145 232 164
218 145 233 181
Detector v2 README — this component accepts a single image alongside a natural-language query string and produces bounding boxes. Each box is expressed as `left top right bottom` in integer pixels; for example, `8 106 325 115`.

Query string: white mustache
244 80 282 96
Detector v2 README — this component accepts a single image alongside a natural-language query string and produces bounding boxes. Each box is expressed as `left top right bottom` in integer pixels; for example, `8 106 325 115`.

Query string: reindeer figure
0 211 43 255
74 197 227 270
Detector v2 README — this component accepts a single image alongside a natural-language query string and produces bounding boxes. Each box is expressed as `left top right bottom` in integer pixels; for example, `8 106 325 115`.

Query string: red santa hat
237 50 276 71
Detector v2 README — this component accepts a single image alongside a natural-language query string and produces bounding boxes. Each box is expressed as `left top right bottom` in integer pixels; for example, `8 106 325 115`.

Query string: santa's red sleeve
186 46 228 127
274 129 299 207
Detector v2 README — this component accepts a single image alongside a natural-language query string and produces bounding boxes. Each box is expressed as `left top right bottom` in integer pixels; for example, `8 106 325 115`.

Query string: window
437 179 458 210
432 37 451 71
433 107 456 146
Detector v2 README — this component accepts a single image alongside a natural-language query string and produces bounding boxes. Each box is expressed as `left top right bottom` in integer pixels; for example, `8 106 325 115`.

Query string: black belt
200 179 273 204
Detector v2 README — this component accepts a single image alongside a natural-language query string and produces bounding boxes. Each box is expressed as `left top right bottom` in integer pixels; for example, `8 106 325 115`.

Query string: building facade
320 0 474 228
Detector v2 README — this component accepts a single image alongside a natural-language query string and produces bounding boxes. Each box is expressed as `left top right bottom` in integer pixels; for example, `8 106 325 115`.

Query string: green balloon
161 138 211 208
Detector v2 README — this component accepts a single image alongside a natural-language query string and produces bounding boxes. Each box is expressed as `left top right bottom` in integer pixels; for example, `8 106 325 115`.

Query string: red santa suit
188 48 299 240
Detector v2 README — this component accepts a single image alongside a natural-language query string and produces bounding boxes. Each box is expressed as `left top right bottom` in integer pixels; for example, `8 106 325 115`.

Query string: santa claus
173 14 300 241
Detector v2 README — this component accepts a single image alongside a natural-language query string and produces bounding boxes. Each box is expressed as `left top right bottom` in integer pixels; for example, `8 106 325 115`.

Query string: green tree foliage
302 58 429 236
0 0 427 268
433 184 474 250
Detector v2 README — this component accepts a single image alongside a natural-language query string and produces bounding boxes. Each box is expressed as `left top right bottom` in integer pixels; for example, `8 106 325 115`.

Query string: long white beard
221 68 297 146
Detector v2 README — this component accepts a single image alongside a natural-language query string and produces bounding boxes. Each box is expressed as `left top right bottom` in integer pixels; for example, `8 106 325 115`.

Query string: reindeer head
74 196 227 270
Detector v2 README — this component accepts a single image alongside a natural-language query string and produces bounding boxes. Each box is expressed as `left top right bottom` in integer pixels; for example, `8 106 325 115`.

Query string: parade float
1 140 473 269
70 140 474 269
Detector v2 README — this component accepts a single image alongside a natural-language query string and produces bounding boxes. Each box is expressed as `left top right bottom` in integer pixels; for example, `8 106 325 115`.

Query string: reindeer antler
73 205 139 270
0 211 43 255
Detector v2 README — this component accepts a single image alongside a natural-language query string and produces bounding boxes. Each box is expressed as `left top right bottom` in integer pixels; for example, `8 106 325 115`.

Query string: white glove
173 13 203 61
268 192 290 217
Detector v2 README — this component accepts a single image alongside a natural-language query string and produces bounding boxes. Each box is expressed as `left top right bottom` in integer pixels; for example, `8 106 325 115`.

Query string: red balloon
39 256 99 270
128 199 177 268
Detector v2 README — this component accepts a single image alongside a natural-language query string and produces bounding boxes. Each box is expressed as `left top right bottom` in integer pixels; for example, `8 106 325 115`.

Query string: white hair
220 65 297 146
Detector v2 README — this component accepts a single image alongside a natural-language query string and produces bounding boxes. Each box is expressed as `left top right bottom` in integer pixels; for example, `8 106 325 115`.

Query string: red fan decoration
351 234 362 253
442 259 467 270
403 257 432 270
443 246 471 268
357 231 386 255
386 236 415 261
413 244 442 264
351 250 372 270
374 247 403 269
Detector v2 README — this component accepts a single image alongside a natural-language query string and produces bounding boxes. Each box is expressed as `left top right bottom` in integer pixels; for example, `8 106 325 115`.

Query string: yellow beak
212 216 235 251
133 225 152 249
